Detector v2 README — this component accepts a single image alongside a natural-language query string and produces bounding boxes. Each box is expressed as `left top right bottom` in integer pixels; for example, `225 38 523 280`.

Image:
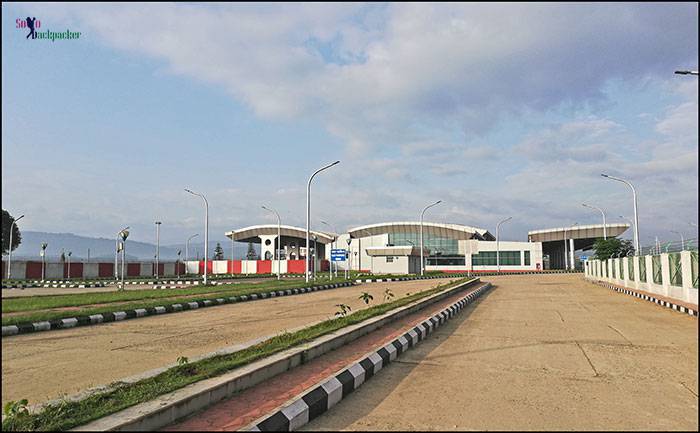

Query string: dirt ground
1 278 457 406
303 274 699 431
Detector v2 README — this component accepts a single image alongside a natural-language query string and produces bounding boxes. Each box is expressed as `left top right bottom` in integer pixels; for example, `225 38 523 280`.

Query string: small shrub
335 303 352 317
176 356 189 366
359 292 374 305
2 399 30 430
383 288 395 303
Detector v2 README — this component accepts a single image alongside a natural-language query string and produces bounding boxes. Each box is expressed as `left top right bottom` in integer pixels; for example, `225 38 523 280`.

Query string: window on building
390 231 465 266
471 251 521 266
524 251 531 266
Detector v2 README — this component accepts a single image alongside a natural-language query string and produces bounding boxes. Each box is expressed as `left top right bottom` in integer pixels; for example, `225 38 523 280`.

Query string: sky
2 2 698 249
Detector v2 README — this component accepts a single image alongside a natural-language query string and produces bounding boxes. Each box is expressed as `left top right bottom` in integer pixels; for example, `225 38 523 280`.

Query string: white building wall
213 260 228 274
241 260 257 274
464 240 543 271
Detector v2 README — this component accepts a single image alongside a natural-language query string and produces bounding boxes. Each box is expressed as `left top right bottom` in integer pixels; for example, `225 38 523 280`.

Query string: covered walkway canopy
225 224 334 244
347 222 495 241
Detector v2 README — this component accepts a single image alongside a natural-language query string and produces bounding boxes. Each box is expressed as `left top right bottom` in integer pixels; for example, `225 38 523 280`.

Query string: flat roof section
225 225 334 244
527 223 630 243
348 222 494 241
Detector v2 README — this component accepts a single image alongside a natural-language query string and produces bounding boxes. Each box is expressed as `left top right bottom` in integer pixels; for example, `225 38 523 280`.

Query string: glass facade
471 251 521 266
388 231 465 266
524 251 531 266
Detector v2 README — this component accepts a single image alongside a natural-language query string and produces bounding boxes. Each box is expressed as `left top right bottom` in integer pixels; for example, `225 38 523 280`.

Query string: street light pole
115 226 129 280
420 200 442 276
305 161 340 283
67 251 72 279
155 221 161 279
670 230 685 251
582 203 607 239
185 189 209 285
186 233 199 275
601 174 640 255
262 205 282 280
120 229 129 289
321 220 337 280
496 216 512 273
6 214 24 279
40 242 47 281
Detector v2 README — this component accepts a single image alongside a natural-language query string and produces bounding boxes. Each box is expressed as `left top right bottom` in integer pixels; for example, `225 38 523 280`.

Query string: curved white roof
348 222 493 240
225 225 334 244
527 223 630 242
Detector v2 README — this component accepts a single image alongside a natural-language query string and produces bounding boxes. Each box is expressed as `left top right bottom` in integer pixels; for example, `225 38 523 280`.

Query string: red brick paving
162 283 486 431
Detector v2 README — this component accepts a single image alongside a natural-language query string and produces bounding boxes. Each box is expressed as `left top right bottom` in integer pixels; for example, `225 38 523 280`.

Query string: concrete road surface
304 273 698 431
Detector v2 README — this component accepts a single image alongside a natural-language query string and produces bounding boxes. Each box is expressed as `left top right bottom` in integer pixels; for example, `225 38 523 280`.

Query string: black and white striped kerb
591 280 698 317
248 282 492 432
355 270 581 283
1 282 356 337
2 282 106 289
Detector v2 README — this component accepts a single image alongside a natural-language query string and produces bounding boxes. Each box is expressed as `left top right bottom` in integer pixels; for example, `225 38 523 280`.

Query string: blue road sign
580 255 588 261
331 249 347 261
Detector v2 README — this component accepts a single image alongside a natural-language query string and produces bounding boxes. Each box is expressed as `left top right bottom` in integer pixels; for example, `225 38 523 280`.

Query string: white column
569 238 575 270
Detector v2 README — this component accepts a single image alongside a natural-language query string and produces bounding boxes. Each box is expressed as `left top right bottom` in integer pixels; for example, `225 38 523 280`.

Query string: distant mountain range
5 231 257 261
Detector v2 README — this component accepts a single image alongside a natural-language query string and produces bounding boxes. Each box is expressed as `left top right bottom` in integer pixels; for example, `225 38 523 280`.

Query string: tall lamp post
582 203 607 239
40 242 48 281
321 220 337 279
496 216 512 273
186 233 199 275
345 237 351 279
118 229 129 289
601 174 640 255
311 234 318 279
6 214 24 279
670 230 685 251
420 200 442 276
115 226 130 279
262 205 282 280
305 161 340 283
67 251 72 279
154 221 162 279
185 188 209 285
176 250 182 278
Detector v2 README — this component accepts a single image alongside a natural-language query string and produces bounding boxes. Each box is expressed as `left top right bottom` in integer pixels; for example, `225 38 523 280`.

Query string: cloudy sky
2 2 698 248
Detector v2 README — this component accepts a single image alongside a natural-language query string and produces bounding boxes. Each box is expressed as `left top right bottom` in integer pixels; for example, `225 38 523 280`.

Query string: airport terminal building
180 221 630 276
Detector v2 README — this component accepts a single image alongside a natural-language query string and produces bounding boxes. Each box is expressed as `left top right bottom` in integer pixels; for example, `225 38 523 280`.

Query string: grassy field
0 278 472 432
1 278 351 326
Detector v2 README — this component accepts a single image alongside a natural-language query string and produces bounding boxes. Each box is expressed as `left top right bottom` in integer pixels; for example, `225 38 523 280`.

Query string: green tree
2 209 22 256
593 238 634 260
214 242 224 260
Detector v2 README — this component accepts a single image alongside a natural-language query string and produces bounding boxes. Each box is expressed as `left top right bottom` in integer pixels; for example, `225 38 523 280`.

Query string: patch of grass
2 278 473 432
1 278 350 326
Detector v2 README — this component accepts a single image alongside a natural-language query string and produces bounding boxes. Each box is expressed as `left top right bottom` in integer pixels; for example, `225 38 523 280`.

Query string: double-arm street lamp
6 214 24 279
305 161 340 283
601 174 640 255
185 189 209 285
420 200 442 276
262 205 282 280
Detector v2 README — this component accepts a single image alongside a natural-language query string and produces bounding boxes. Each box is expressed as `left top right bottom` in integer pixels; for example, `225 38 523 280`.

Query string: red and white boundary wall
1 259 331 280
584 251 699 306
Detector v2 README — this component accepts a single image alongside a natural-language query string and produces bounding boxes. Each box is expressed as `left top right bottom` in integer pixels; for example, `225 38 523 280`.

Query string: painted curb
246 282 492 431
2 282 355 337
69 278 483 432
589 280 698 317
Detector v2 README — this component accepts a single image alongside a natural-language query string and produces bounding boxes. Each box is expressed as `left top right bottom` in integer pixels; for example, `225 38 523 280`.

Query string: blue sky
2 2 698 249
